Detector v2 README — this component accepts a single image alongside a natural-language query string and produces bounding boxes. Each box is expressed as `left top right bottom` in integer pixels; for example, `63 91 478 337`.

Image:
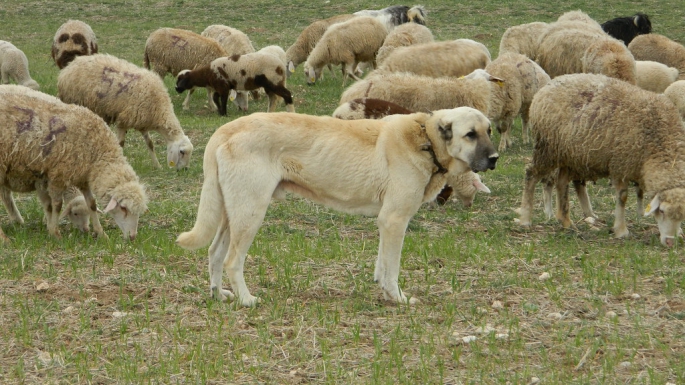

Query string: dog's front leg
376 208 420 305
208 216 235 302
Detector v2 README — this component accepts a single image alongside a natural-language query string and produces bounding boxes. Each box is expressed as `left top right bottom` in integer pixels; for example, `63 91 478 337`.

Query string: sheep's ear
644 194 661 216
229 89 237 101
473 178 491 193
104 198 119 214
438 122 453 141
488 75 506 87
288 61 295 73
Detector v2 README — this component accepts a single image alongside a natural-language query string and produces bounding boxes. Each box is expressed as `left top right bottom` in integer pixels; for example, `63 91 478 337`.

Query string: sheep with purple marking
58 54 194 170
379 39 491 78
517 73 685 247
376 22 434 65
0 92 148 242
635 61 679 93
0 41 39 90
629 34 685 81
51 20 98 69
176 51 295 116
304 16 389 85
601 13 652 45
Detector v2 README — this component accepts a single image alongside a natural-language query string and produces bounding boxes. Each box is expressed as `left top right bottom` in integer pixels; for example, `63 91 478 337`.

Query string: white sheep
51 20 98 69
285 14 356 76
376 22 434 65
581 38 637 84
176 51 295 116
0 92 148 242
498 22 549 59
435 171 491 207
57 54 194 170
354 5 426 31
144 27 229 111
0 41 39 90
664 80 685 120
304 16 389 85
518 73 685 247
556 10 604 31
635 61 679 93
333 98 413 120
378 39 491 78
629 34 685 81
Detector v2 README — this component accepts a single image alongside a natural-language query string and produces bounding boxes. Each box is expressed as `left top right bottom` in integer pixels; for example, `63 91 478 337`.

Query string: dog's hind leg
208 213 234 301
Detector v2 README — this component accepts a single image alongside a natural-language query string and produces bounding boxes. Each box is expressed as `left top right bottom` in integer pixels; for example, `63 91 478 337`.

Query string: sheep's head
24 79 40 91
175 70 192 93
645 188 685 247
304 63 321 85
60 195 91 232
167 134 194 170
105 182 148 241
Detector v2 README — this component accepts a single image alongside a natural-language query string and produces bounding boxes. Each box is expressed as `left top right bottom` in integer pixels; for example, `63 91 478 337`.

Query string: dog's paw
210 286 235 302
239 295 260 308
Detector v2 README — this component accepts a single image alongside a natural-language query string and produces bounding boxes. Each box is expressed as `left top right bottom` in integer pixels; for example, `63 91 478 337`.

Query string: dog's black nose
488 154 499 170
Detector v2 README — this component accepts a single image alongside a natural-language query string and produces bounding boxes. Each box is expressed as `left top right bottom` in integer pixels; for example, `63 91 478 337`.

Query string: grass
1 0 685 383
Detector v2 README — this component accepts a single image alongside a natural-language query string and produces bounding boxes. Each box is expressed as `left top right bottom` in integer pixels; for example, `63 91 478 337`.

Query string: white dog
177 108 499 306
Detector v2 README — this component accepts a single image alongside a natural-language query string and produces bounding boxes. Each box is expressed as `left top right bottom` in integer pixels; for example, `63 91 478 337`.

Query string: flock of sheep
2 5 685 252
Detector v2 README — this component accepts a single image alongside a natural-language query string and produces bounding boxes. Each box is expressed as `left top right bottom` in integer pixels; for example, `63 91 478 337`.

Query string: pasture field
1 0 685 383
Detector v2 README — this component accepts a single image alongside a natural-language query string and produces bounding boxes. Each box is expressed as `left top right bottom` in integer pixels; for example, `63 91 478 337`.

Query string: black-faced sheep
57 54 194 170
304 16 389 85
601 13 652 45
498 22 550 59
629 34 685 81
51 20 98 69
0 92 148 242
0 41 39 90
144 27 229 111
378 39 491 78
636 61 679 93
376 22 434 66
176 52 295 116
518 73 685 247
354 5 426 30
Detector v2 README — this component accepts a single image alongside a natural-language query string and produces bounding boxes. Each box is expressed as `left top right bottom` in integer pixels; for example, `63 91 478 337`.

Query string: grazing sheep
581 38 637 84
333 98 412 120
339 70 497 115
635 61 679 93
379 39 491 78
51 20 98 69
629 34 685 80
0 41 39 90
556 10 604 31
664 80 685 120
285 14 356 75
176 52 295 116
517 73 685 247
57 54 194 170
435 171 491 207
470 52 551 151
498 22 549 59
304 16 389 85
0 92 148 242
601 13 652 45
376 22 434 65
144 27 229 111
354 5 427 31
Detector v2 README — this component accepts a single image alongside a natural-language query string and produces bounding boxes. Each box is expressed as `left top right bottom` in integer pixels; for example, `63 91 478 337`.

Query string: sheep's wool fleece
529 73 685 198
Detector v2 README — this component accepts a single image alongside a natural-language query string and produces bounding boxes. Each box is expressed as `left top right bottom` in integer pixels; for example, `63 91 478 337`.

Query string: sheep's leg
521 108 531 144
635 184 644 217
573 180 598 221
555 168 572 228
206 88 217 111
542 175 554 220
517 164 545 227
213 92 228 116
1 187 24 225
262 83 295 113
141 131 162 169
115 127 127 148
498 121 513 152
42 188 63 239
182 87 195 110
613 179 630 238
266 93 279 113
83 189 107 239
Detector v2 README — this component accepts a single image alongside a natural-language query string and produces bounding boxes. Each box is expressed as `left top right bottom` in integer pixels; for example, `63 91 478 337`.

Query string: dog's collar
420 125 448 175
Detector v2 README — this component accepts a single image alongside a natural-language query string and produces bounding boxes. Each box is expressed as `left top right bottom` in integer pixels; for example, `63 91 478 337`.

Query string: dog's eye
465 131 477 139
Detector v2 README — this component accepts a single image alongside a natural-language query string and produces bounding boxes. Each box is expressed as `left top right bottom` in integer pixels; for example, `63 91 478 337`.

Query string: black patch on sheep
382 5 423 26
57 33 70 43
358 98 412 119
275 67 284 76
601 13 652 45
91 42 98 54
71 33 85 45
253 74 294 105
436 185 453 205
230 54 241 62
240 69 247 77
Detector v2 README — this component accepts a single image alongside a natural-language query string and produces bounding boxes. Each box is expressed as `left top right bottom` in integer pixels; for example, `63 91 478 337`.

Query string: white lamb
376 22 434 65
0 41 39 90
635 61 680 93
498 22 550 59
664 80 685 120
57 54 194 170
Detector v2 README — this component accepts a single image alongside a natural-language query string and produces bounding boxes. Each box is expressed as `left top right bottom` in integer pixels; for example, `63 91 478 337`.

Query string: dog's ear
438 122 453 141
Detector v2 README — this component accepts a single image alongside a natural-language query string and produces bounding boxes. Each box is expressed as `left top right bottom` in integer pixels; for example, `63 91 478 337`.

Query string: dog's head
429 107 499 173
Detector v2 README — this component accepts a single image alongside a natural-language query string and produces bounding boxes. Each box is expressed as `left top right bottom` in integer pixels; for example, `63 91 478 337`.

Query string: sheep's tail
176 143 223 250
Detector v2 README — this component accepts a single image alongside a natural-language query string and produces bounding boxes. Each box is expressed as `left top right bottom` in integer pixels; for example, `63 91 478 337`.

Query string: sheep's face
304 64 321 85
167 135 194 170
62 196 91 232
175 70 192 93
432 107 499 174
104 198 141 241
645 189 685 247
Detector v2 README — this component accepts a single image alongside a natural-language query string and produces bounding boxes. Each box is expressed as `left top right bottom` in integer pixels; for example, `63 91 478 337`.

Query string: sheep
143 27 229 111
0 41 39 90
378 39 491 78
304 16 389 85
629 34 685 81
498 22 550 59
285 14 356 76
517 73 685 247
57 54 194 170
176 51 295 116
469 53 551 151
601 13 652 45
333 98 413 120
435 171 491 207
51 20 98 69
664 80 685 120
376 22 434 65
354 5 427 31
536 21 636 84
635 61 679 93
0 92 148 242
556 10 604 31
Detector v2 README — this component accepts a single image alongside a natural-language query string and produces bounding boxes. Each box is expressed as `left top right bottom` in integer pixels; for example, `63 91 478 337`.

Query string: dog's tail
176 139 224 250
